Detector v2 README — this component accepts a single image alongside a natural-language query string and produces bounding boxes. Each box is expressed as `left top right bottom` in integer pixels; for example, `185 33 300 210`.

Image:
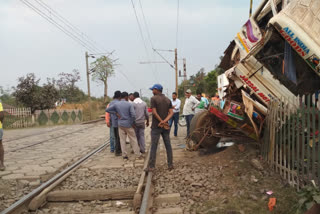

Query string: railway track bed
1 124 300 214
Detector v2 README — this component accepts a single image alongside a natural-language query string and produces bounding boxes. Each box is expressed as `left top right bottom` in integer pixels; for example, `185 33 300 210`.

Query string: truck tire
190 110 221 149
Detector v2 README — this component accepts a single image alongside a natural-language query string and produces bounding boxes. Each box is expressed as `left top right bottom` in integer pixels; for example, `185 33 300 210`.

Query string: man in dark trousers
146 84 174 172
107 91 122 156
107 92 142 160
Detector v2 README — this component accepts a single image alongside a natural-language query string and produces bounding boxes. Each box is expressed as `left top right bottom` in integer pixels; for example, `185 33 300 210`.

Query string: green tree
39 78 59 109
90 56 114 102
13 73 41 113
13 73 59 113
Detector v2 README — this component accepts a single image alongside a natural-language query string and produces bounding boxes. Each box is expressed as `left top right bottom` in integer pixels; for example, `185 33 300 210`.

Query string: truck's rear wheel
189 110 221 149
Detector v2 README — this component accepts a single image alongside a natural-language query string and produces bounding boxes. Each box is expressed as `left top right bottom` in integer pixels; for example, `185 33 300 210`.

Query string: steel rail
6 119 104 143
1 141 109 214
7 123 100 153
5 126 67 143
139 171 153 214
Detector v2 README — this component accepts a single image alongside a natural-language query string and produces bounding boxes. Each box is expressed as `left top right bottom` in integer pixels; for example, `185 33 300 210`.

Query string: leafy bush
296 185 320 213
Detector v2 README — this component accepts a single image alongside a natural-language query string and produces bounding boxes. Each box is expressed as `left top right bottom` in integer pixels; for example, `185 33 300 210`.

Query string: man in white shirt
182 89 200 137
169 92 181 137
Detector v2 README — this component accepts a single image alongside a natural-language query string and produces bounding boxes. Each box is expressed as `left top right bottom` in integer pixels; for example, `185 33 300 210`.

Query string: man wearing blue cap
146 84 174 172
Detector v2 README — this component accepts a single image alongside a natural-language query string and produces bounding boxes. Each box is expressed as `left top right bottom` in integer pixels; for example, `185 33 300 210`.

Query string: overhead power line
34 0 108 53
130 0 158 82
20 0 113 55
138 0 154 49
21 0 98 53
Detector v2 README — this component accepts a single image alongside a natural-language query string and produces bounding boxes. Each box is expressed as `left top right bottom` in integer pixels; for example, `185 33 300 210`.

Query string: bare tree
57 69 83 102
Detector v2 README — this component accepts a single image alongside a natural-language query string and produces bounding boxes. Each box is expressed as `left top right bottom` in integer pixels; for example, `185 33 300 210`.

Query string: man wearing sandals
146 84 174 172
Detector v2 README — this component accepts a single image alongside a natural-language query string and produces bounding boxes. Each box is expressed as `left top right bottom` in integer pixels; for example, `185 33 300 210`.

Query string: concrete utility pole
140 89 142 98
174 48 178 96
85 52 92 120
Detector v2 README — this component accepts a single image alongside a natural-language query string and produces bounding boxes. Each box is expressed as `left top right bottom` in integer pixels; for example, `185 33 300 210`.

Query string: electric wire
153 49 175 69
138 0 154 49
34 0 107 53
20 0 97 53
21 0 143 92
138 0 160 81
130 0 158 82
176 0 180 49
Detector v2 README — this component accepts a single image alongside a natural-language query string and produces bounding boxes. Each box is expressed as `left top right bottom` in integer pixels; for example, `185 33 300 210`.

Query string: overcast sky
0 0 260 98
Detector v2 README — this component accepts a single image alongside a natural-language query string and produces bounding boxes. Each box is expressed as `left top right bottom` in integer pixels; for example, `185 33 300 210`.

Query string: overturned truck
190 0 320 149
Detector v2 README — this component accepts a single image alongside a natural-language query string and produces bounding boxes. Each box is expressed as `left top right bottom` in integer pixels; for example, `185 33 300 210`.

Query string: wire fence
262 93 320 190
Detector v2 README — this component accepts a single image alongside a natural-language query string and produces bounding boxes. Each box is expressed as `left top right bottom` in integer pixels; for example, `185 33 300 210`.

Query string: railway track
1 141 110 214
5 118 104 143
6 122 103 153
1 128 185 214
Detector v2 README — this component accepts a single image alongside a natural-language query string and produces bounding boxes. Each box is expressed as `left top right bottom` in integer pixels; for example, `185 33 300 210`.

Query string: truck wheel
189 110 221 149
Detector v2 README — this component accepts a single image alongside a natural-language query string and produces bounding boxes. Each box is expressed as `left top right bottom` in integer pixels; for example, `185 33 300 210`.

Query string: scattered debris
238 144 245 152
266 190 273 195
268 198 276 211
251 159 264 171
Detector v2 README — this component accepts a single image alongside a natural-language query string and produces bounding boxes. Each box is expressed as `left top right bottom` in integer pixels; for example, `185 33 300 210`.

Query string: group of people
105 84 214 171
168 89 210 138
105 91 148 160
105 84 174 171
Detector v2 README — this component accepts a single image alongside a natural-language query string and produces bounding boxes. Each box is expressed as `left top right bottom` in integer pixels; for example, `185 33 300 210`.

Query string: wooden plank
291 97 296 187
296 96 300 191
301 95 306 181
276 101 280 173
270 101 277 164
47 189 136 202
279 98 283 176
318 106 320 187
307 95 311 179
311 96 316 182
29 163 82 211
287 100 291 184
274 163 298 176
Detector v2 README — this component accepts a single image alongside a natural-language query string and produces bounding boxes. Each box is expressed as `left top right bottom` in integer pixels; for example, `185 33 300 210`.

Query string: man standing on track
169 92 181 137
146 84 174 172
0 100 5 171
183 89 200 138
107 92 142 160
132 92 149 154
107 91 122 156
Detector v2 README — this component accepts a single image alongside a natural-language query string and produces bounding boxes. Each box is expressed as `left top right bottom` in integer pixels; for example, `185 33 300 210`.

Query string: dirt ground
154 143 299 214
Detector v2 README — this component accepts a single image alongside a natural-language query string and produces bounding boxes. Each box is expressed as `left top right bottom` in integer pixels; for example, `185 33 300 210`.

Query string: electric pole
174 48 178 96
183 58 187 81
85 52 92 120
140 89 142 98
